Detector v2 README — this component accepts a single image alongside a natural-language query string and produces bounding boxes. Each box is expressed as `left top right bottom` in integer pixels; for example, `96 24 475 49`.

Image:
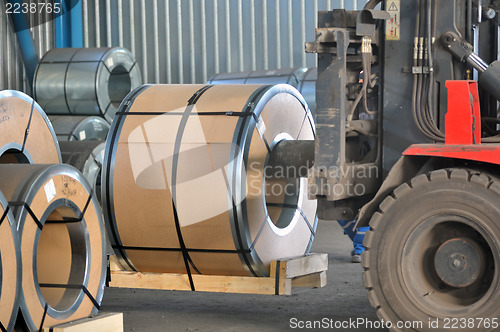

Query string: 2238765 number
5 2 61 15
443 318 499 329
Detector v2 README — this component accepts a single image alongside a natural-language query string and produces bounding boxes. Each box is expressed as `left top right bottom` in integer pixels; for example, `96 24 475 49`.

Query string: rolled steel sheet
0 164 106 331
207 67 308 86
208 67 317 114
103 84 317 277
0 90 61 164
59 141 105 203
0 190 21 332
49 116 110 141
33 47 142 123
297 67 317 115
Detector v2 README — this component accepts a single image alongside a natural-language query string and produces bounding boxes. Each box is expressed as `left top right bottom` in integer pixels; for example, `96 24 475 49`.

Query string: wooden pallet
108 253 328 295
42 313 123 332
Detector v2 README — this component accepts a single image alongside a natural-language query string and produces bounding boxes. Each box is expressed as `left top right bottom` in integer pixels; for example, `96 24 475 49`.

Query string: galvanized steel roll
0 190 21 332
34 47 142 123
103 84 317 277
49 116 110 141
59 141 105 203
207 67 308 86
0 90 61 164
208 67 317 114
0 164 106 331
297 67 317 115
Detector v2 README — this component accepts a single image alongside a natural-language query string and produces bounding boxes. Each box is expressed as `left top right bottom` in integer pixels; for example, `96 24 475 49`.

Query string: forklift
296 0 500 329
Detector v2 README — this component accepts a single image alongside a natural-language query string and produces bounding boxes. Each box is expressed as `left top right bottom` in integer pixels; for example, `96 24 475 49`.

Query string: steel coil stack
0 164 106 331
102 83 317 278
0 90 107 331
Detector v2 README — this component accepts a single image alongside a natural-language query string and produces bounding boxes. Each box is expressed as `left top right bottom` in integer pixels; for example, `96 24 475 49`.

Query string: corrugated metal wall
0 0 54 92
1 0 367 91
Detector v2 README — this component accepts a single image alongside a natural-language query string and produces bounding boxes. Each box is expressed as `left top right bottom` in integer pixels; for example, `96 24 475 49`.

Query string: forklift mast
306 0 500 221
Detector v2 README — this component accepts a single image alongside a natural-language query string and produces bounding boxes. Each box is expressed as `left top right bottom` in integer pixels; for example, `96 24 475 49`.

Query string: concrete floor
100 221 387 331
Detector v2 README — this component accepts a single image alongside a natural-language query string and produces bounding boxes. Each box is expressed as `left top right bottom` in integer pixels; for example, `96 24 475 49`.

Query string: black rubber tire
363 168 500 332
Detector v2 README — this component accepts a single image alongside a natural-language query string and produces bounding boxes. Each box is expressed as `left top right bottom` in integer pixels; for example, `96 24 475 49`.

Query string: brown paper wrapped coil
0 164 106 331
0 190 21 332
102 84 317 277
0 90 61 164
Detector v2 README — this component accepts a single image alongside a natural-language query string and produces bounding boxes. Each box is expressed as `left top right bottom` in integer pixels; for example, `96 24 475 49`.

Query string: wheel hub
434 238 485 288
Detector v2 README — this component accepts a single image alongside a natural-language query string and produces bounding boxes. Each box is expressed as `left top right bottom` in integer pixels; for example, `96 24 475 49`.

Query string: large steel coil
49 116 110 141
207 67 309 86
103 84 317 277
34 47 142 123
0 190 21 332
0 90 61 164
208 67 317 114
0 164 106 331
60 141 105 203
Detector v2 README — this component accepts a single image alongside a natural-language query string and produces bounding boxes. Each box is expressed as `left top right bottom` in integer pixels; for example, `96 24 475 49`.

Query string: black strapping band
21 99 35 153
79 192 93 220
0 321 6 332
252 113 272 153
114 111 251 117
39 302 49 331
105 85 151 272
62 49 80 115
90 152 103 168
39 284 100 310
112 245 251 254
0 206 9 228
44 217 81 224
170 85 214 291
33 192 93 225
249 217 268 251
274 260 281 295
8 202 42 230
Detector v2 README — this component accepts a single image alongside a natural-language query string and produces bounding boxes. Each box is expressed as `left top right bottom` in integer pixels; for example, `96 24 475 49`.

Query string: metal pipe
266 140 315 177
6 0 38 88
467 53 489 72
71 0 83 47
